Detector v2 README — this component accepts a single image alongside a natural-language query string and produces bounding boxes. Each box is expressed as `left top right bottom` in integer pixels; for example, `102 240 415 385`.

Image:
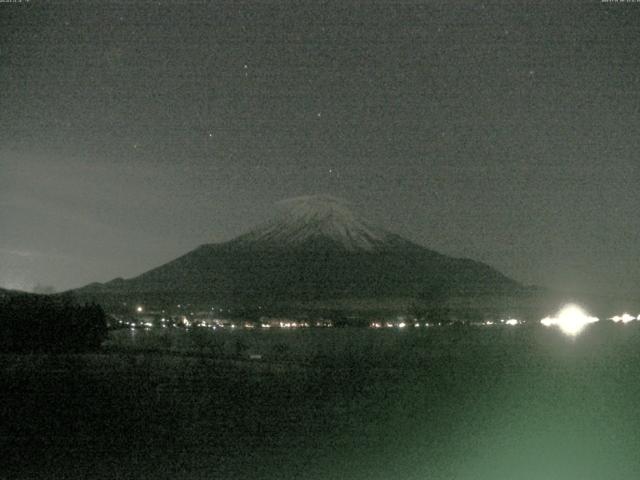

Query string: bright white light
136 306 143 313
505 319 519 326
540 304 599 336
398 322 406 328
540 317 554 327
610 313 635 324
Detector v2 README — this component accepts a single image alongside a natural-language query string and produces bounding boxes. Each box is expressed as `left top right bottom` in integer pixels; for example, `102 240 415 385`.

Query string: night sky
1 1 639 295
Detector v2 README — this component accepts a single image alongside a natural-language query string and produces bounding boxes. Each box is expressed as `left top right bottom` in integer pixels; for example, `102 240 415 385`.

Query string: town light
610 313 635 324
540 304 598 336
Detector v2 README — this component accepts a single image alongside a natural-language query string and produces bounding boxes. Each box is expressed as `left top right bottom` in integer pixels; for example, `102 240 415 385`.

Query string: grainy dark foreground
2 326 640 479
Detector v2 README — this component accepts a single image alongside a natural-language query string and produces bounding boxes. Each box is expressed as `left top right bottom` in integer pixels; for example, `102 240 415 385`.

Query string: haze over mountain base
72 195 638 320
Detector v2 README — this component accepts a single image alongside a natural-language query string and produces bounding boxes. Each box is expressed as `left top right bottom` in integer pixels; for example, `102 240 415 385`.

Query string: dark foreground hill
0 293 107 352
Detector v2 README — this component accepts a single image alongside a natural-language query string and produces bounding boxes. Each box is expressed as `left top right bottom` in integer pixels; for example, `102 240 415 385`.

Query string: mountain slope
75 195 522 308
233 195 394 251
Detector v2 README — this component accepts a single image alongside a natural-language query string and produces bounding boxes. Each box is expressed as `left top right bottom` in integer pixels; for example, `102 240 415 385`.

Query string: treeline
0 294 107 353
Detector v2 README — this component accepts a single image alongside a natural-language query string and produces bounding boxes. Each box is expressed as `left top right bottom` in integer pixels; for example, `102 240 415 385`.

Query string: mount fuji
233 195 395 251
75 195 523 311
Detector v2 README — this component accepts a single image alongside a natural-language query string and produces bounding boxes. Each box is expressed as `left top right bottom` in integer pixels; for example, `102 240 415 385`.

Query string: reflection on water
7 324 640 480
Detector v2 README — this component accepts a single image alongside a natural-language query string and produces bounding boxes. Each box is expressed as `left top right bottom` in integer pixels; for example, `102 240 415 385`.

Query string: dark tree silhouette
0 294 108 353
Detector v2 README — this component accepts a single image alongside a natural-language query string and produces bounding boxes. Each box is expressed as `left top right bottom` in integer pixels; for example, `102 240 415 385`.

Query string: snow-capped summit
75 193 523 309
234 194 393 251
